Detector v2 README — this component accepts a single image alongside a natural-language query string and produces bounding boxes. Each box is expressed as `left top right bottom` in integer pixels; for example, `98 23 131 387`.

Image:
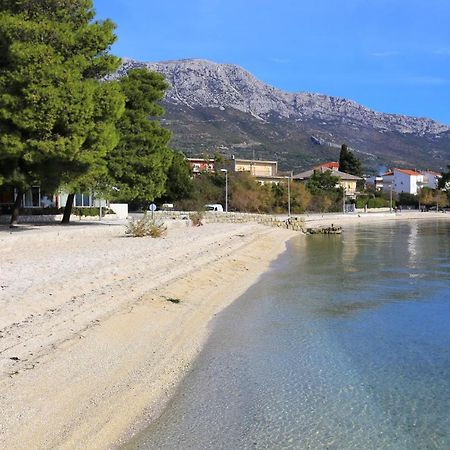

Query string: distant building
420 170 442 189
293 166 362 198
187 157 216 175
227 157 290 184
365 175 384 191
0 185 106 214
383 169 425 195
314 161 340 171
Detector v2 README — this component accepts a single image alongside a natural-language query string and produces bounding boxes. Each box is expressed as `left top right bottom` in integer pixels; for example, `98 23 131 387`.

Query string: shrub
125 214 167 238
190 211 204 226
72 207 112 217
398 193 418 207
356 196 391 208
16 207 113 216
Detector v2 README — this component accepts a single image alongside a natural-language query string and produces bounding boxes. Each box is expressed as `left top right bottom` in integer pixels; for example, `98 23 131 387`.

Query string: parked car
205 204 224 212
428 206 447 212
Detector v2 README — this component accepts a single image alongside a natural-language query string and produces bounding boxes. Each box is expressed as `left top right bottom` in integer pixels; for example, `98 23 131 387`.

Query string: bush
125 214 167 237
356 196 391 208
190 211 204 227
17 207 113 216
398 193 418 207
72 207 113 217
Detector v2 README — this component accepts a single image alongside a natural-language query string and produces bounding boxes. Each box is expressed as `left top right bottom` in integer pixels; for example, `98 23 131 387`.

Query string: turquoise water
127 220 450 449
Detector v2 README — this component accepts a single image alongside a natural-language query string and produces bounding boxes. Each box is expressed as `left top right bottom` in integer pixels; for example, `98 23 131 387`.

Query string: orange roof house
314 161 340 171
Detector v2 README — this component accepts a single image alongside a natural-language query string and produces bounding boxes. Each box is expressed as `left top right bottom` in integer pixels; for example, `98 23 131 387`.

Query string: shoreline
0 222 295 449
299 210 450 228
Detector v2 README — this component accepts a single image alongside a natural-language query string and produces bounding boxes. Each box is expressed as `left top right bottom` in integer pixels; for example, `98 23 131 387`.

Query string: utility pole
221 169 228 212
342 187 346 214
286 174 291 217
390 183 393 212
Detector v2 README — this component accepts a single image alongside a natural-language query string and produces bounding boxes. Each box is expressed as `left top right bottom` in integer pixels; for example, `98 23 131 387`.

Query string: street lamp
342 186 346 214
220 168 228 212
382 180 394 212
390 182 393 212
285 173 292 217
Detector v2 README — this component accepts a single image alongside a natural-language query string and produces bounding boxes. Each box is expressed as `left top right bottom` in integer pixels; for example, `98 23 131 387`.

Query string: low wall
0 213 119 224
153 211 305 232
355 207 392 213
110 203 128 219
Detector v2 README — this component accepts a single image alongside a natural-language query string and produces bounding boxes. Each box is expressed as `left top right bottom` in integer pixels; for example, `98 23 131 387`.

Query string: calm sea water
127 220 450 450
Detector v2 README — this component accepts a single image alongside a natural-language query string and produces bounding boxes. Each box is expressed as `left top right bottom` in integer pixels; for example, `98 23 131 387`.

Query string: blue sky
94 0 450 124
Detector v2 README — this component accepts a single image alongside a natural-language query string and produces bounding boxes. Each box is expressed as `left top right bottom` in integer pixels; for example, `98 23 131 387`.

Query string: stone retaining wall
153 211 305 232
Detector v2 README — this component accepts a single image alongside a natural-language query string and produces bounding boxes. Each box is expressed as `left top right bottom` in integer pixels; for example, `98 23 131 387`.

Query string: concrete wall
109 203 128 219
0 213 119 224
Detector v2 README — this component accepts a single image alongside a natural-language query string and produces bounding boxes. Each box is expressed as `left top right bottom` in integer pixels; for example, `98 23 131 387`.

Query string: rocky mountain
113 58 450 172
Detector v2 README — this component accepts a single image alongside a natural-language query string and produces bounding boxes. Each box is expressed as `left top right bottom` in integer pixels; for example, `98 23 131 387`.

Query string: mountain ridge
111 58 450 172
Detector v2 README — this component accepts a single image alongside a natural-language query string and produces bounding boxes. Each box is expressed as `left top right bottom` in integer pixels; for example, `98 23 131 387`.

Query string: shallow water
127 220 450 449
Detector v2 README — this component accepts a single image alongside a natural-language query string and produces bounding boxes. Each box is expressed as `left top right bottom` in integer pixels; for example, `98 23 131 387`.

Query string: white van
205 204 224 212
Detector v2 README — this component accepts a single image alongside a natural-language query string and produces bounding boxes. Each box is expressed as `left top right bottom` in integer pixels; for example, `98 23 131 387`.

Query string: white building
383 169 424 195
365 175 384 191
420 170 442 189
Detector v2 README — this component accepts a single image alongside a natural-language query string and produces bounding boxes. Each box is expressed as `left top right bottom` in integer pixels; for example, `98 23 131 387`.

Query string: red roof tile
395 168 421 176
314 161 339 170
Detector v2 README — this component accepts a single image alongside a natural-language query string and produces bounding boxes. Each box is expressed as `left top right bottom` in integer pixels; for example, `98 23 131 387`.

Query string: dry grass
189 211 204 227
125 214 167 238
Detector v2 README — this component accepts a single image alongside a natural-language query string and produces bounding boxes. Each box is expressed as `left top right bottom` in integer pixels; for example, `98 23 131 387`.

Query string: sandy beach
0 212 448 449
0 221 294 449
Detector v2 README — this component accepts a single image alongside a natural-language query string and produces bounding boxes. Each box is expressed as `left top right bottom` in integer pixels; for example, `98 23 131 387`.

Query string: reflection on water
127 221 450 450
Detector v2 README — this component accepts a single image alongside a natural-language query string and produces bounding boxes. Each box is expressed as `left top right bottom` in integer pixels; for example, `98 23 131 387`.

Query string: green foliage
15 206 111 216
398 193 418 206
72 207 110 217
339 144 363 177
438 165 450 190
356 196 390 208
125 213 167 238
418 187 435 206
306 170 341 194
107 69 173 203
0 0 124 203
308 193 341 212
163 152 193 203
303 171 343 212
166 167 342 214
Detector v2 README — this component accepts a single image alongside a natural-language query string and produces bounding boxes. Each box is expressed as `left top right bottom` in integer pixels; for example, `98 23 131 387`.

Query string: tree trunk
9 190 23 227
62 193 75 224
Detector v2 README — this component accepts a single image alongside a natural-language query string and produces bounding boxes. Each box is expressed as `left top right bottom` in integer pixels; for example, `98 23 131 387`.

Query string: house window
0 186 14 204
23 187 40 207
75 193 92 207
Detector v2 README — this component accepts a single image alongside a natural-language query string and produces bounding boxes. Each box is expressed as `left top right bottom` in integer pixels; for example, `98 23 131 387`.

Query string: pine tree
339 144 363 177
107 69 173 204
0 0 124 225
438 165 450 190
162 152 193 202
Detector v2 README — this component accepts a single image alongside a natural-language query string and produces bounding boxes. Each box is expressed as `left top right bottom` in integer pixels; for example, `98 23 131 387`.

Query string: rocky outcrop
109 58 450 171
114 58 449 137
